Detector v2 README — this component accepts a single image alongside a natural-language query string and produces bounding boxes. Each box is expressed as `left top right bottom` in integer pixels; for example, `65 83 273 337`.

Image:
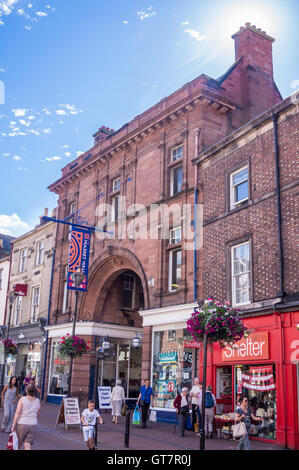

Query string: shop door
100 360 117 388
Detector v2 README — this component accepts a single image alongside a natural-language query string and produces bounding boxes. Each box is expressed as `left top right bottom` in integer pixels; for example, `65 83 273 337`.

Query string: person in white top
110 380 125 424
81 400 103 450
11 384 41 450
190 378 202 432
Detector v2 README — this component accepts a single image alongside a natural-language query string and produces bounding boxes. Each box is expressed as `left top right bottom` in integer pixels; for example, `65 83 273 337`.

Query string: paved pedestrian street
0 403 283 451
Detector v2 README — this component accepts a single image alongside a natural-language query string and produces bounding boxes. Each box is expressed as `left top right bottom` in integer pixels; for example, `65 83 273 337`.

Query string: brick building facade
43 23 299 448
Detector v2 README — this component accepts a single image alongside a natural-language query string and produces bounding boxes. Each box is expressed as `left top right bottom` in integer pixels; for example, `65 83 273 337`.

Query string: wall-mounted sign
159 351 178 363
184 340 202 349
13 284 27 296
222 332 269 362
67 228 91 291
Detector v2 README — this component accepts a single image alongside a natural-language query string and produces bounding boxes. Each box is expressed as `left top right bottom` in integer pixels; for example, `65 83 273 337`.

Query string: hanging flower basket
2 339 18 356
57 334 90 359
187 299 247 348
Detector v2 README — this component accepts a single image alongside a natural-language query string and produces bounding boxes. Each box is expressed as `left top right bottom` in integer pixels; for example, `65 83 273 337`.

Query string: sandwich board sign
55 397 81 430
98 386 112 410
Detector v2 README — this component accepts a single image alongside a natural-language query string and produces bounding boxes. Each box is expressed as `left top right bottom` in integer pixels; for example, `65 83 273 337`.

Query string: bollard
94 421 99 448
124 411 131 448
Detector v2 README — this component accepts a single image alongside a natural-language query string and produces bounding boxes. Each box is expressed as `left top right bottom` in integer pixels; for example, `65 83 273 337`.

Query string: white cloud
0 213 30 236
36 11 47 17
24 25 32 30
137 6 156 20
181 21 189 26
56 109 67 115
13 155 22 160
123 20 128 24
44 156 61 162
0 0 19 16
19 119 31 126
61 144 70 149
43 128 51 134
2 153 10 157
76 151 83 157
59 104 83 115
12 108 27 117
184 28 205 42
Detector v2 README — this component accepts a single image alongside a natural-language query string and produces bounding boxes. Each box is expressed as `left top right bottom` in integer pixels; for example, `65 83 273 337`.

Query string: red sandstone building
44 24 299 449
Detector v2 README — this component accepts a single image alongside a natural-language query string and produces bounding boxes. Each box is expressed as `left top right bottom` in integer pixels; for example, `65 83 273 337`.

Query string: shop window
0 268 3 290
235 365 276 440
48 341 70 395
152 329 193 409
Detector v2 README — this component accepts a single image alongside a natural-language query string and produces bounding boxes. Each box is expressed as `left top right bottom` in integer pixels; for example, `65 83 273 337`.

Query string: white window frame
231 241 251 307
168 248 182 292
170 165 183 197
0 269 3 290
19 248 27 272
14 295 22 326
113 177 121 193
169 227 182 245
171 145 183 163
35 239 44 266
230 166 249 209
31 286 40 323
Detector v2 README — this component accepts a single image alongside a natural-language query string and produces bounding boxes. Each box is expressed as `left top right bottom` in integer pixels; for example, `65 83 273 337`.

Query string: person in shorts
11 384 41 450
81 400 103 450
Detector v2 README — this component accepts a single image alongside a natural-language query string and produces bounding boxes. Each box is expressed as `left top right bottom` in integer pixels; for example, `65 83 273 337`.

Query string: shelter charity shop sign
222 332 269 362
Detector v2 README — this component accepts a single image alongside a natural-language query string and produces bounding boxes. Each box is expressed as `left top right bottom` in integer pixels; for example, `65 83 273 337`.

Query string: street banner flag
67 228 91 291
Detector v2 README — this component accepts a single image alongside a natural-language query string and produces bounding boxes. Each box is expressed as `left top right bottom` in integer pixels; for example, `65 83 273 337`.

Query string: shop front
45 322 142 404
199 311 299 450
141 302 199 423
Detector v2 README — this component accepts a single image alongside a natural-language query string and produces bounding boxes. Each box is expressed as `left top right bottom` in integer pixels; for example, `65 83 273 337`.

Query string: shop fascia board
44 321 143 339
139 302 198 327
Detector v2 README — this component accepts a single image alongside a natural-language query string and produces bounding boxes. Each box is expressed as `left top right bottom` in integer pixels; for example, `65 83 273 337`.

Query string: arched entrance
79 247 148 401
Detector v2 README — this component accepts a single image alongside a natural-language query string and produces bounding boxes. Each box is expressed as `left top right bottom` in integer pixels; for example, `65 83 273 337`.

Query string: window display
153 329 193 409
235 365 276 440
49 341 70 395
216 367 232 401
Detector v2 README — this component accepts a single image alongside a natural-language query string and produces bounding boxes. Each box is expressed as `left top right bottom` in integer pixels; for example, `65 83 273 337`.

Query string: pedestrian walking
11 384 41 450
1 376 19 433
203 385 217 438
21 371 32 395
81 400 103 450
235 395 264 450
23 377 41 398
190 378 202 431
110 379 125 424
137 379 154 429
174 387 190 437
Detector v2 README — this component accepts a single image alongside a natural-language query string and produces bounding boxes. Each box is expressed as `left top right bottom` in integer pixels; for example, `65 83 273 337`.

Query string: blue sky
0 0 298 237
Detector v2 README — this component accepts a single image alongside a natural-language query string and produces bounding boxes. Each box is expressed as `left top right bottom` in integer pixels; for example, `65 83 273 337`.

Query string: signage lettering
222 332 269 362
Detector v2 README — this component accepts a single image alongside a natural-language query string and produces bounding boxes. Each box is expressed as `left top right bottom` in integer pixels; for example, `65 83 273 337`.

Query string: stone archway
79 245 149 322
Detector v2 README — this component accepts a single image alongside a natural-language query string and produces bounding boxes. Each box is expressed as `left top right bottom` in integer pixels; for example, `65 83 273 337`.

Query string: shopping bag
132 405 141 425
149 410 157 422
121 404 128 416
12 431 18 450
6 433 14 451
232 421 247 439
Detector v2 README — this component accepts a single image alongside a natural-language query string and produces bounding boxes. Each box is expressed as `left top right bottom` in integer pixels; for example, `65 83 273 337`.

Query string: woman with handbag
235 395 263 450
110 380 125 424
137 379 154 428
174 387 190 437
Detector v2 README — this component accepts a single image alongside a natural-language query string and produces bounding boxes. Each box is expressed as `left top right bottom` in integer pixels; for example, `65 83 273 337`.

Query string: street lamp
67 269 85 396
102 336 110 351
0 291 19 394
131 332 143 349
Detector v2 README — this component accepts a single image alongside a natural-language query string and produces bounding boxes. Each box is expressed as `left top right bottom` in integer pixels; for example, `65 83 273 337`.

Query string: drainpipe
41 247 56 401
272 113 284 298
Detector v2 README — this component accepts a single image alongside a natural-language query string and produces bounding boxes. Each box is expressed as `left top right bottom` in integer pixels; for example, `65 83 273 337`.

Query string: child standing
81 400 103 450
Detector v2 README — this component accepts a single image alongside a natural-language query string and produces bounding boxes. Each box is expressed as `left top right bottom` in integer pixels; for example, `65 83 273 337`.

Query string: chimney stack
93 126 115 145
232 23 281 121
